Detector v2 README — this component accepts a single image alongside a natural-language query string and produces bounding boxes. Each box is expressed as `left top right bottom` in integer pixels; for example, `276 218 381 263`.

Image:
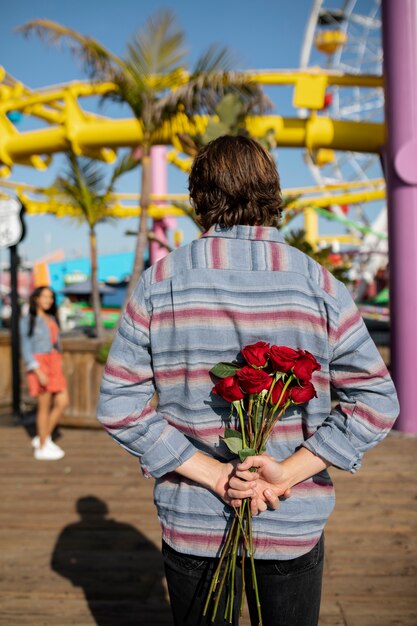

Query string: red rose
236 366 273 395
293 350 321 382
241 341 270 368
270 379 290 407
269 345 299 373
290 381 317 404
213 376 244 403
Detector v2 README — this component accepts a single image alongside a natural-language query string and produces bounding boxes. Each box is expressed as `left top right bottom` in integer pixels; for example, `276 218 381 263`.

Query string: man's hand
175 452 258 508
227 454 292 514
227 448 330 515
212 460 257 507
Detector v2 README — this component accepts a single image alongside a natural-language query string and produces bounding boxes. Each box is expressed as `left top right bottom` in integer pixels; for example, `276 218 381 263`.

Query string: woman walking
20 286 69 460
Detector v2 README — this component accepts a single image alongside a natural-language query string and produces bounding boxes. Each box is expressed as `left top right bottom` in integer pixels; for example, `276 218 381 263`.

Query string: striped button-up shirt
97 224 399 560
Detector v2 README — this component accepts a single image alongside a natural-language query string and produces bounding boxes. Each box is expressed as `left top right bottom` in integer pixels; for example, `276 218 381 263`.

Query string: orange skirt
27 351 67 397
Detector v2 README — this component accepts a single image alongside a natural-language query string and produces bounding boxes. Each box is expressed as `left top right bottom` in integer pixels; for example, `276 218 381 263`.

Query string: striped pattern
97 224 399 560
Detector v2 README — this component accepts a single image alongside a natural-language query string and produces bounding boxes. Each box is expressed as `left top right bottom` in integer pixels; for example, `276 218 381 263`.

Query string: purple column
382 0 417 433
150 145 175 264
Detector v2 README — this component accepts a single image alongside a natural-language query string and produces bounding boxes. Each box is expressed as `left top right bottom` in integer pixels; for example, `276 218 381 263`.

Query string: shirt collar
201 224 287 244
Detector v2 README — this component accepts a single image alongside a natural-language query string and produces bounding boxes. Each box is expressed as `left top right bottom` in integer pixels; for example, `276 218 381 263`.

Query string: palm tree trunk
125 142 152 304
90 227 104 339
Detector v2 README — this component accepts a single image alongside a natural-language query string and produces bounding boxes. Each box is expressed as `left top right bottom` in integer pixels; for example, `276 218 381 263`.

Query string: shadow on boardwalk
51 496 169 626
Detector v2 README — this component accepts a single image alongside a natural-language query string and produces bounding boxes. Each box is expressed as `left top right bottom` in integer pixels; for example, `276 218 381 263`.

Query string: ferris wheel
300 0 386 284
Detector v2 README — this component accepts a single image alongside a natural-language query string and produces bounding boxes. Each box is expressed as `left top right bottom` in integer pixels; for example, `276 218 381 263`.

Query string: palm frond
17 19 125 80
193 44 237 74
155 69 272 126
126 10 187 79
108 152 140 190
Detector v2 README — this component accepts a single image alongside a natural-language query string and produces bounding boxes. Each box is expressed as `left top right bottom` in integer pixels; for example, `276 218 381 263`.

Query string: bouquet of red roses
204 342 320 625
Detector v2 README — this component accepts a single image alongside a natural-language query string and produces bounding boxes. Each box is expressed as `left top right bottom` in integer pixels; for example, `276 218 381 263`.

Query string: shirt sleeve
302 281 400 473
96 275 198 478
19 316 39 371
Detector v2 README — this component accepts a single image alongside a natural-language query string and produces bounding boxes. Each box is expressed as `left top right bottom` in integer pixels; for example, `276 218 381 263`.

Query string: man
97 135 399 626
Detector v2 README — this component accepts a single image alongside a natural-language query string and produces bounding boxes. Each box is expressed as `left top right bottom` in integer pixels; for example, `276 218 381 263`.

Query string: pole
382 0 417 433
10 244 21 418
150 146 174 264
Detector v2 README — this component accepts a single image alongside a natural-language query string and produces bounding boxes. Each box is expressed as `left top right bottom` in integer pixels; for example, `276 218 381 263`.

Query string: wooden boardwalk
1 422 416 626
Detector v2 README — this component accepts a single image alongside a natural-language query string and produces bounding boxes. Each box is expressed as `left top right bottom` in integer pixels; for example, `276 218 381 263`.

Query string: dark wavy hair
188 135 283 230
28 286 59 337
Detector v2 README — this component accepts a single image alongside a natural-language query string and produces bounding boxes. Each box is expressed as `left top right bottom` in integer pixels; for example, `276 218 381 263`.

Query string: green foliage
210 362 240 378
19 12 270 143
53 151 139 228
238 447 256 462
177 92 276 155
222 428 243 454
285 228 352 283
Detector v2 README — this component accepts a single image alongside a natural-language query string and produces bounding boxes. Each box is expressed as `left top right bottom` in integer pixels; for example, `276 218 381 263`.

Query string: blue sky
1 0 383 262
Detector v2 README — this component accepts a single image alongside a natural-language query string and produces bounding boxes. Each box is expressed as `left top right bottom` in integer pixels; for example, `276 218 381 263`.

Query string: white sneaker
34 443 65 461
32 436 64 455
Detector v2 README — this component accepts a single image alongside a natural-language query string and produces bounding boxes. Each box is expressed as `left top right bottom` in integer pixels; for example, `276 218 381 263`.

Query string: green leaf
238 448 256 462
215 93 245 127
210 362 240 378
222 429 243 454
202 120 230 143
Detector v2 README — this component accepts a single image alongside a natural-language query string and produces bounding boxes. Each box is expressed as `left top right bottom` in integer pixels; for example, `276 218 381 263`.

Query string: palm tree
52 152 138 338
19 11 270 301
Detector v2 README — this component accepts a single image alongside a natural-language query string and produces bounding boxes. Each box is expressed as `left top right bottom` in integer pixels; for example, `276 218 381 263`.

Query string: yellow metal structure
0 178 385 249
0 68 385 176
0 68 386 248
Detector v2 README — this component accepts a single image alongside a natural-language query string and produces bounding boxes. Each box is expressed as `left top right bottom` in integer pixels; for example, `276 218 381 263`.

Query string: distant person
20 286 69 460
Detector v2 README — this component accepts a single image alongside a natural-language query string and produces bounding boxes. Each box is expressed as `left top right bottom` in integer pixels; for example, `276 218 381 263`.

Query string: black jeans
162 534 324 626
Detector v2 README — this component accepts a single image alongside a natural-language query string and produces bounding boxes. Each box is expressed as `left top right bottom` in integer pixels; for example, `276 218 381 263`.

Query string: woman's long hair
28 286 59 337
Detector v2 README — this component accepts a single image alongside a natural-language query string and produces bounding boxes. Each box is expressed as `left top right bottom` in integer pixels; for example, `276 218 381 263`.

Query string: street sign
0 197 23 249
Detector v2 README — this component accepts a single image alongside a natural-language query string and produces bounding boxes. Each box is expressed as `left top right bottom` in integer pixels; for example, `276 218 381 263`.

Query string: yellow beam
318 234 362 245
1 114 385 167
1 179 385 207
287 188 386 210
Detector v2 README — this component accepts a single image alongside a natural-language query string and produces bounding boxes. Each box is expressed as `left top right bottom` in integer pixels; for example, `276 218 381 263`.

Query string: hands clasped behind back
226 453 292 515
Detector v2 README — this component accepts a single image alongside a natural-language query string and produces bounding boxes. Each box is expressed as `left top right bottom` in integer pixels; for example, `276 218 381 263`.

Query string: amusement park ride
1 0 417 432
0 0 387 263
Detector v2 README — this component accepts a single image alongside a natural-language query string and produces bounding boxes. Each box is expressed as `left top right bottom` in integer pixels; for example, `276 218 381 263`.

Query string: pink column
382 0 417 432
150 146 176 264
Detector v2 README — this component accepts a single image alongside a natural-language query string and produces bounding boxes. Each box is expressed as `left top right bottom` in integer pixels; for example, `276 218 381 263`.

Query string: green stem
203 516 238 617
226 517 241 622
256 376 294 451
240 541 246 617
259 400 292 451
236 402 247 449
246 506 263 626
253 397 262 448
247 396 254 444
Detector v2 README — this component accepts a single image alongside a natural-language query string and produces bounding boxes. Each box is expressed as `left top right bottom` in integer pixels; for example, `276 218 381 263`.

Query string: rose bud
269 345 299 373
213 376 244 403
241 341 270 368
293 350 321 382
270 379 290 407
236 366 273 394
290 381 317 404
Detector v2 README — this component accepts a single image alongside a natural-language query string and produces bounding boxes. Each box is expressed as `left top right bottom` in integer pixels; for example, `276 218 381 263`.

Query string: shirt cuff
302 426 362 473
27 360 39 371
140 426 199 478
